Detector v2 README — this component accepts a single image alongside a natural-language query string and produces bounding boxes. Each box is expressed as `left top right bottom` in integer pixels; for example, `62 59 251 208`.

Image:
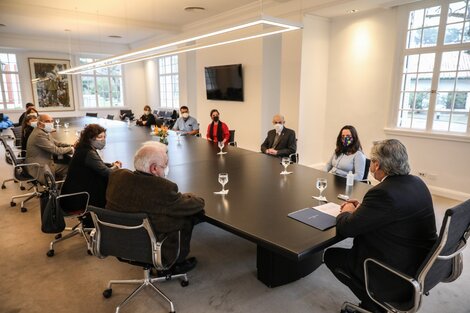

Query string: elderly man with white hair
105 141 205 274
260 114 296 158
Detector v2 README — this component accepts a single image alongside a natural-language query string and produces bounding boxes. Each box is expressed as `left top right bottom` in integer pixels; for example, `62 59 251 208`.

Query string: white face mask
164 166 169 177
43 123 54 133
274 123 283 133
181 112 189 119
30 121 38 128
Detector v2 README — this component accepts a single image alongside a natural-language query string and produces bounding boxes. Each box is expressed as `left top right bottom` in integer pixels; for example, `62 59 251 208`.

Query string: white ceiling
0 0 422 48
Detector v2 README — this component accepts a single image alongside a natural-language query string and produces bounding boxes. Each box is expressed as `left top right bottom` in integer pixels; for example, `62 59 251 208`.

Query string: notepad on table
288 202 341 231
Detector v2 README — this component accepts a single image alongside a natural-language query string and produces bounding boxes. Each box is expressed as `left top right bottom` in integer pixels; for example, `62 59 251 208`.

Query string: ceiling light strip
59 15 302 75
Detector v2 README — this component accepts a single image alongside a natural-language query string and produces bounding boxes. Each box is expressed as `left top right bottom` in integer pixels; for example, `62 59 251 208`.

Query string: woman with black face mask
206 109 230 143
325 125 366 181
61 124 122 216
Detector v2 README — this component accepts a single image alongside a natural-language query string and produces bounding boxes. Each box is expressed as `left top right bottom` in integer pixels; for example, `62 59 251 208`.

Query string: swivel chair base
103 268 189 313
47 224 93 257
10 185 41 212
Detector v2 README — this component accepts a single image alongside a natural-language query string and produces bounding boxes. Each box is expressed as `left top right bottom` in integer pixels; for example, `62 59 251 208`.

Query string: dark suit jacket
106 169 205 263
260 127 296 157
336 175 437 299
61 145 116 212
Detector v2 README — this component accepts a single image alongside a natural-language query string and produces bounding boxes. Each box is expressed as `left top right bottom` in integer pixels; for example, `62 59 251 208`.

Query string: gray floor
1 145 469 313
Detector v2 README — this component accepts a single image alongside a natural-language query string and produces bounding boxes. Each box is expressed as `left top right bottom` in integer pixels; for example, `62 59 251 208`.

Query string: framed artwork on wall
28 58 74 111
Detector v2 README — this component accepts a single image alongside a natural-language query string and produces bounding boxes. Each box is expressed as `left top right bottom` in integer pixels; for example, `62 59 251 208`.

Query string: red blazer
206 122 230 143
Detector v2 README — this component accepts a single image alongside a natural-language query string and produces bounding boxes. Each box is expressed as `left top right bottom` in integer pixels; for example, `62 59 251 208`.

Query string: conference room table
52 116 371 287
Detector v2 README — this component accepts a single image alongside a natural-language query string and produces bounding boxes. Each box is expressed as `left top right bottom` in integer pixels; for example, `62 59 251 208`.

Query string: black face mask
212 116 219 122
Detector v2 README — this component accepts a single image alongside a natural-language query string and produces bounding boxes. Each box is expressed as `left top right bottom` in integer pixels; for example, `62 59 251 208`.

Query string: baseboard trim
428 186 470 202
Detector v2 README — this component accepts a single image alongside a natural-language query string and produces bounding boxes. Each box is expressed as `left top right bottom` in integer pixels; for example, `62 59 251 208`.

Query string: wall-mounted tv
204 64 244 101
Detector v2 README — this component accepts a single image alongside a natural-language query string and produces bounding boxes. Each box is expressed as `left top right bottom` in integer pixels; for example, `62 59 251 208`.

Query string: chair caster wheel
103 289 112 298
10 201 16 207
181 280 189 287
47 250 55 257
55 233 62 240
87 250 93 255
21 207 27 213
1 185 5 189
20 186 26 190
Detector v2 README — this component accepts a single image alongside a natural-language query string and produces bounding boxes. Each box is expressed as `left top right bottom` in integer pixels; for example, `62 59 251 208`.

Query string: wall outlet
418 171 427 178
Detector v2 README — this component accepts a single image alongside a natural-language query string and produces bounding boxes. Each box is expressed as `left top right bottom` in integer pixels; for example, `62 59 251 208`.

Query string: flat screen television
204 64 244 101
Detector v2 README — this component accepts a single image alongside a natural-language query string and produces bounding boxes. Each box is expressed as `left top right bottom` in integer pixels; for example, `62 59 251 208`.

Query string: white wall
298 15 330 167
195 39 263 152
321 8 470 199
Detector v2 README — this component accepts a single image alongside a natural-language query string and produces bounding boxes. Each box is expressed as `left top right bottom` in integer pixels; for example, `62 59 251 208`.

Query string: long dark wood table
53 117 371 287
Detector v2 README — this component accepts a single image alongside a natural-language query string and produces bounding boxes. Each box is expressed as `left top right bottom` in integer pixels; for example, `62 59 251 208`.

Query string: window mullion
94 74 99 108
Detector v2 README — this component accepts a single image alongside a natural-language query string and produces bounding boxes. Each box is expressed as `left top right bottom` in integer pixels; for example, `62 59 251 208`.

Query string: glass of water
313 178 328 202
64 122 70 132
55 118 60 127
215 173 229 194
217 141 226 155
280 157 291 175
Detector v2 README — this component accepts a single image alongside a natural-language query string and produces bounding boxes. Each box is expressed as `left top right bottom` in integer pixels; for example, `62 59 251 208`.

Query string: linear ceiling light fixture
58 15 302 75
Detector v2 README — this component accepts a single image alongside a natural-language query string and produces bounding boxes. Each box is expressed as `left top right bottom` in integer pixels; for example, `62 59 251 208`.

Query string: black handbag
41 188 65 234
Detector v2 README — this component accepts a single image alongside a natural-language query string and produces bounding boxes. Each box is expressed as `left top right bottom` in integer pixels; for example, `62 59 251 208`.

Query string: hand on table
340 199 361 214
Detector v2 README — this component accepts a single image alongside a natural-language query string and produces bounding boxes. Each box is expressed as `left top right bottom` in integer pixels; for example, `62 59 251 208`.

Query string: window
0 53 22 110
158 55 179 109
396 1 470 135
79 58 123 108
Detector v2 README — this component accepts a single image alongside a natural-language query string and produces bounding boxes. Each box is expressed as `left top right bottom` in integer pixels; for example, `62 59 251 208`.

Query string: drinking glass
217 141 226 155
313 178 328 202
55 118 60 127
150 125 156 134
280 157 291 175
64 122 70 132
215 173 229 194
176 131 181 141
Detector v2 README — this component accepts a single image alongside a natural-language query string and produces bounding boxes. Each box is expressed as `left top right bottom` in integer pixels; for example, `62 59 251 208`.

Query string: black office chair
1 136 41 212
88 206 189 313
86 112 98 117
342 199 470 313
289 152 299 164
119 109 134 121
43 170 93 257
362 158 371 184
106 114 114 120
11 126 22 149
229 130 237 146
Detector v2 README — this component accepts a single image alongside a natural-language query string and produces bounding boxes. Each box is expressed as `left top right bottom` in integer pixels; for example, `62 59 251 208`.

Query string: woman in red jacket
206 109 230 143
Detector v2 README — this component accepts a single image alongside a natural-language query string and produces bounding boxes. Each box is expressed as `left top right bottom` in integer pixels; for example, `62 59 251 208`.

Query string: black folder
288 207 336 231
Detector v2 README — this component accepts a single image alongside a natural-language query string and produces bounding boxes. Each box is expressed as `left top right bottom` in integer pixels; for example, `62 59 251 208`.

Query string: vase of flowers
154 125 169 144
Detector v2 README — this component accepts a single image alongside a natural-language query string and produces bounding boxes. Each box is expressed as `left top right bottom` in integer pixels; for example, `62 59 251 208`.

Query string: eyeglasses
273 121 283 124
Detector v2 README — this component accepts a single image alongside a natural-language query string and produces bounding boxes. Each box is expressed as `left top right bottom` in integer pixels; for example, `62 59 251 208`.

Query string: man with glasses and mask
26 113 74 183
172 106 199 136
106 141 205 275
260 114 296 158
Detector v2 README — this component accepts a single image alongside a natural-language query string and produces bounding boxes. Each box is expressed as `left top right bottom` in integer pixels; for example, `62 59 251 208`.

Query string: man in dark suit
260 114 296 158
106 141 205 274
324 139 437 313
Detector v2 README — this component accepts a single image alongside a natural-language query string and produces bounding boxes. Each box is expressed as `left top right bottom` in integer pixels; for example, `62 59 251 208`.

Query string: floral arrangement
154 125 169 144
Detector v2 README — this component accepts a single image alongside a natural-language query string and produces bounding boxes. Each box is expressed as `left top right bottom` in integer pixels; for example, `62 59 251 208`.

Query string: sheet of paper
313 202 341 217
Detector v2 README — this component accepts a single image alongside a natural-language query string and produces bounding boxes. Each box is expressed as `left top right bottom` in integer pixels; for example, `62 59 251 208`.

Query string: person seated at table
323 139 437 313
20 114 38 157
26 114 74 183
106 141 205 274
136 105 158 127
172 106 199 136
325 125 366 181
260 114 296 158
18 102 35 126
61 124 122 213
206 109 230 144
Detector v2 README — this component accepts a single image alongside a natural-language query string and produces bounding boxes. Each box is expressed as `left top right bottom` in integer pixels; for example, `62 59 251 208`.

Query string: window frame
0 52 23 111
77 56 126 110
158 55 180 109
389 0 470 139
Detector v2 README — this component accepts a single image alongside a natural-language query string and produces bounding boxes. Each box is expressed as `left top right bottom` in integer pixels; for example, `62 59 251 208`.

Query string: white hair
134 141 168 173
